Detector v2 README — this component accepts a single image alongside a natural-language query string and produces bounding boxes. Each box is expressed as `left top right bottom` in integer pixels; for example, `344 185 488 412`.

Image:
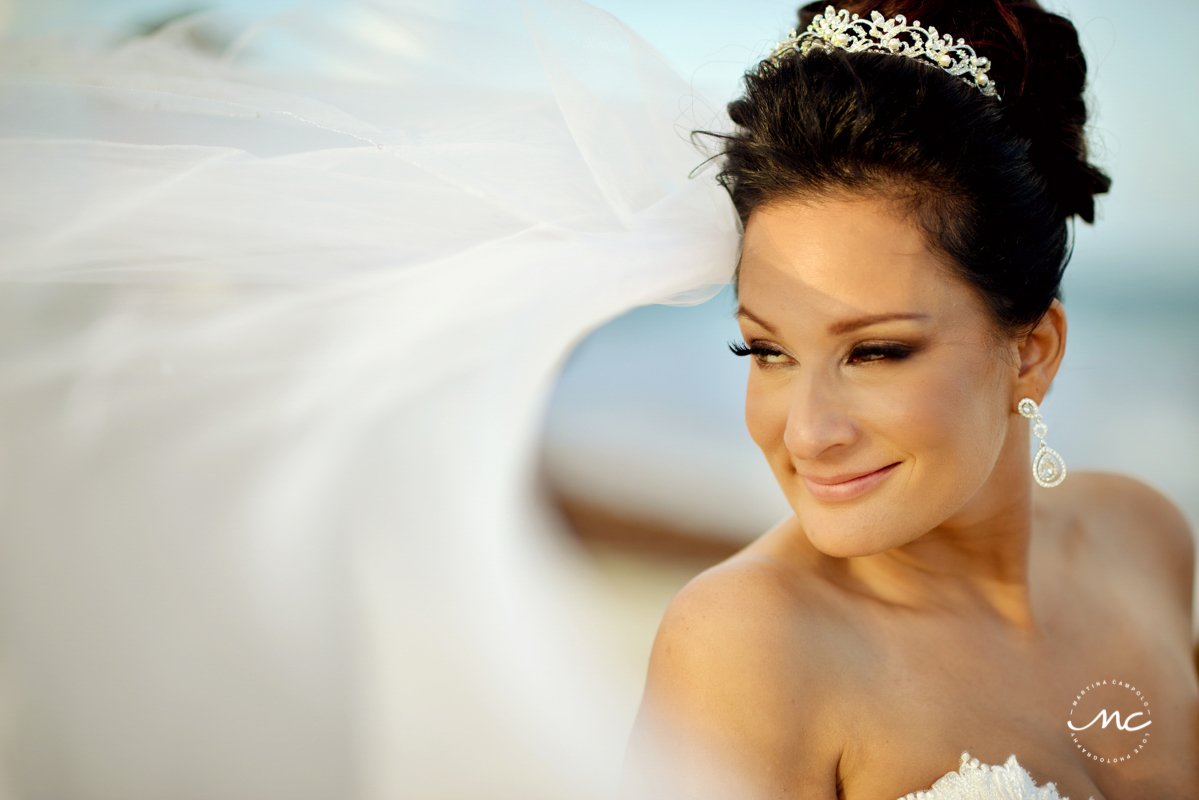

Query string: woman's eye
848 343 915 364
757 350 790 365
729 341 792 366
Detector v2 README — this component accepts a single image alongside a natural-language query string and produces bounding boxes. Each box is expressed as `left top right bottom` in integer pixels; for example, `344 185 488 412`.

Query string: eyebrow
736 307 929 336
827 312 930 335
735 306 779 334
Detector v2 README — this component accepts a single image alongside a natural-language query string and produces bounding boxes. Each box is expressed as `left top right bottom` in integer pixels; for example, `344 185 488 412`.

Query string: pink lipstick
801 462 899 502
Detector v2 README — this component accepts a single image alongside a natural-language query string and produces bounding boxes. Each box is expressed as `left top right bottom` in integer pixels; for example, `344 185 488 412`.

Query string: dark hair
716 0 1110 333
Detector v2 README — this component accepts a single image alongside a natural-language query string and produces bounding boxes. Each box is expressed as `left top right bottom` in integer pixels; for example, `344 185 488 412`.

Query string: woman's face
737 195 1022 557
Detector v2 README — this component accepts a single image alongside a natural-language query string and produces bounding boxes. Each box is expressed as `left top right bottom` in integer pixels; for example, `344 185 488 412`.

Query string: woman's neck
840 435 1040 630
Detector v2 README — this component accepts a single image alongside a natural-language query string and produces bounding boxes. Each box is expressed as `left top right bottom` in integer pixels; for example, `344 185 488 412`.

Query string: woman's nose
782 372 858 462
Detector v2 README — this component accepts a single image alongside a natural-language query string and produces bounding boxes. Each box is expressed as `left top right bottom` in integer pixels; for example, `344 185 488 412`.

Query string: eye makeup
730 339 922 368
729 340 793 367
845 341 918 364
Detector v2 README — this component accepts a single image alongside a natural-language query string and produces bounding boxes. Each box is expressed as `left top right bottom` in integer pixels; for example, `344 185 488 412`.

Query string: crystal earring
1017 398 1066 488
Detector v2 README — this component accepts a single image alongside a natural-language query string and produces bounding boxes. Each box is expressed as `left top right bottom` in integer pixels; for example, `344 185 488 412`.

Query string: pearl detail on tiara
765 6 1001 100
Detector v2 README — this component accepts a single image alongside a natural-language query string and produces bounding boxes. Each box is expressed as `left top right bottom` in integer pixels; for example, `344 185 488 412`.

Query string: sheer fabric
0 1 736 797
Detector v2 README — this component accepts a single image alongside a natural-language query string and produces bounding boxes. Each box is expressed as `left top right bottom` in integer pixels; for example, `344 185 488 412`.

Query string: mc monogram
1066 680 1155 764
1067 708 1152 733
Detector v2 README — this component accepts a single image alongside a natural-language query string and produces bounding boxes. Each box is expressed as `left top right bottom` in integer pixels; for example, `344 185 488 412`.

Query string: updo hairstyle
718 0 1111 334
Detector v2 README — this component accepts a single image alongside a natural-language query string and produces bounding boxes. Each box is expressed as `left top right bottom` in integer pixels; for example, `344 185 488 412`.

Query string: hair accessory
766 5 1000 100
1017 398 1065 488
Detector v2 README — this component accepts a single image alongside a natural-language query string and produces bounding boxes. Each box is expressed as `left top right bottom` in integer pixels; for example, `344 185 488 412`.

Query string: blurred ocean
544 282 1199 537
542 0 1199 543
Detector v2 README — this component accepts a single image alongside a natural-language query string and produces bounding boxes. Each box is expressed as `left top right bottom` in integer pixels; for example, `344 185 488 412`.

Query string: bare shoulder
1049 471 1195 618
1066 471 1190 525
647 553 818 702
625 544 842 799
1061 471 1193 555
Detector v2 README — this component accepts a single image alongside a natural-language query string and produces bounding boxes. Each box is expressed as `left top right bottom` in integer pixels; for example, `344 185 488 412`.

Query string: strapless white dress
902 752 1094 800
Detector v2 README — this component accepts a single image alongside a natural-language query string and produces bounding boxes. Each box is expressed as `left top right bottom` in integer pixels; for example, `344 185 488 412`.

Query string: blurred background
1 0 1196 794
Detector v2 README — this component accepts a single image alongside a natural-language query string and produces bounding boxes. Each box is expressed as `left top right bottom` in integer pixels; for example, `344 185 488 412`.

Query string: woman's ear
1013 299 1067 406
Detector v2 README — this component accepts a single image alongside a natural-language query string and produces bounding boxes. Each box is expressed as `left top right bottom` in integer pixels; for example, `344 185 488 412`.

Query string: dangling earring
1017 398 1066 488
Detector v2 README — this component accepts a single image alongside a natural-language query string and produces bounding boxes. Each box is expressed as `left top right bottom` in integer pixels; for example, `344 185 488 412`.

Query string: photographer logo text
1066 680 1152 764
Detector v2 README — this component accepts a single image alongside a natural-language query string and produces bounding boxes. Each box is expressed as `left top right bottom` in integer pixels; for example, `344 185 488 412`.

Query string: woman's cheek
744 372 791 465
887 379 950 453
895 357 1005 490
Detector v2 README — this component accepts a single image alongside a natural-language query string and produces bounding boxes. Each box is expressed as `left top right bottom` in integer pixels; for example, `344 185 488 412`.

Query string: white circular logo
1066 680 1153 763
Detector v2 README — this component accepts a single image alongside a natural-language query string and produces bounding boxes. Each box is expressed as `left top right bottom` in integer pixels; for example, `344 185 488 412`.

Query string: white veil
0 1 740 797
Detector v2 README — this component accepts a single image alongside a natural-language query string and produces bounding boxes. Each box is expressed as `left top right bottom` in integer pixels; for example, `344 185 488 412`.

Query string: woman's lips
801 462 900 502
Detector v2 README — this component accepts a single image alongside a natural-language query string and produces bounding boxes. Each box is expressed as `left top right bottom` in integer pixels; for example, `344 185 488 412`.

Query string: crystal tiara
765 6 1000 100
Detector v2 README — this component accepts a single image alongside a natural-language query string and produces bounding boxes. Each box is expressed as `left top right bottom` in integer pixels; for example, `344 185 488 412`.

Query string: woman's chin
793 507 922 558
806 534 900 559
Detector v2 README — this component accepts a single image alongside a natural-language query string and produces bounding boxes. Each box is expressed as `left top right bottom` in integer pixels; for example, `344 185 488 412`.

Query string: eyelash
728 340 917 366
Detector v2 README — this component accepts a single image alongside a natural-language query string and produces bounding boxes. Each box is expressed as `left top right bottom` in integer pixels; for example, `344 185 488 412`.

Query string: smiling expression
736 195 1020 557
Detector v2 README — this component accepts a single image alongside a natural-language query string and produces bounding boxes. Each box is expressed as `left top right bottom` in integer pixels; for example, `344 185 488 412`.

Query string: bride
0 0 1194 798
624 3 1199 800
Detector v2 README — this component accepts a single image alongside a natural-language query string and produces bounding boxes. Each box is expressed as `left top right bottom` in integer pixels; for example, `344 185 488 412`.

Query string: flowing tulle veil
0 1 739 796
